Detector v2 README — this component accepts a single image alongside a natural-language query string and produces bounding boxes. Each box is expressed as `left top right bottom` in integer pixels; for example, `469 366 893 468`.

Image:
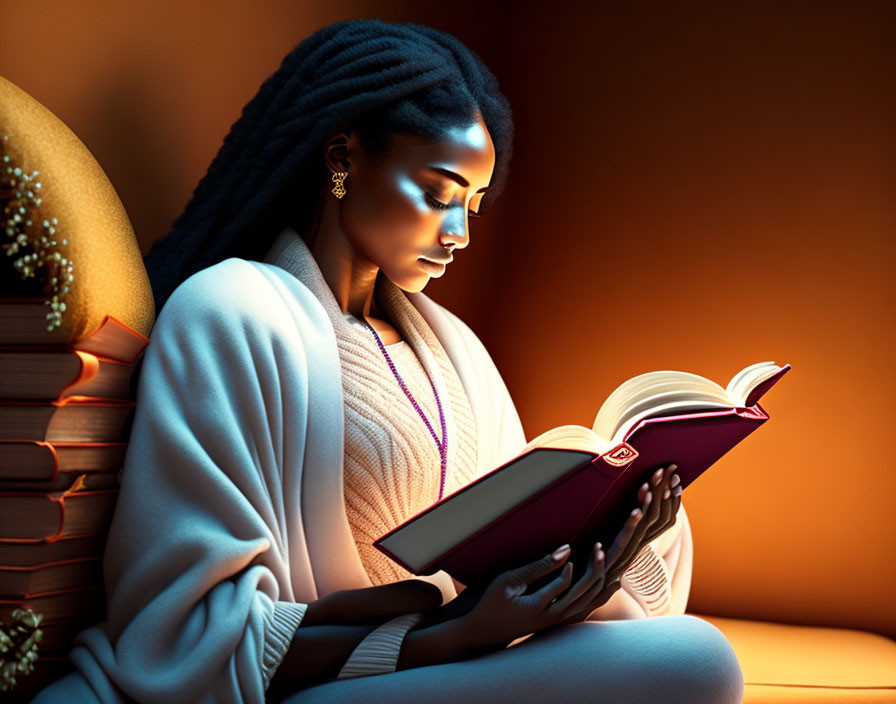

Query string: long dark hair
144 19 514 314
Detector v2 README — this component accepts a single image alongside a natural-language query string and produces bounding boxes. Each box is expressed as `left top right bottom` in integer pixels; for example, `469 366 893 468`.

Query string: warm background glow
3 1 893 637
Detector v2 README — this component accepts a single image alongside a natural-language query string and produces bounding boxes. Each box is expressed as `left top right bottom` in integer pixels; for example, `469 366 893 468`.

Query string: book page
592 370 732 441
726 361 781 404
609 398 733 444
522 424 615 456
592 361 785 441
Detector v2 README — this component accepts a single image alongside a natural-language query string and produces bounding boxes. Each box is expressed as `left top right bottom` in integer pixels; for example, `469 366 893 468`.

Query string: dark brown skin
304 112 493 344
270 115 684 693
270 114 492 695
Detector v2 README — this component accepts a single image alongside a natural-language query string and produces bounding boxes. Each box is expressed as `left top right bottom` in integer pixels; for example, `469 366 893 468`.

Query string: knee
662 616 744 704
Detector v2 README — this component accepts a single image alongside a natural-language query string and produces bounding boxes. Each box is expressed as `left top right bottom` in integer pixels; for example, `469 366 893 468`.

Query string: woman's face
333 114 496 293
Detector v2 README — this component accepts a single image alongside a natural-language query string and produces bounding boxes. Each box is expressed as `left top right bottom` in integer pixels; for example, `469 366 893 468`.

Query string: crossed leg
282 615 744 704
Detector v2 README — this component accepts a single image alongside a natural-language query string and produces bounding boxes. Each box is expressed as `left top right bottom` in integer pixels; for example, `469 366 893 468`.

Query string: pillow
0 74 154 341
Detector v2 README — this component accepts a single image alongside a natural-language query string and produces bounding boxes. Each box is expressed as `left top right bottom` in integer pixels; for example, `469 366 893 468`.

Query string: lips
418 258 447 277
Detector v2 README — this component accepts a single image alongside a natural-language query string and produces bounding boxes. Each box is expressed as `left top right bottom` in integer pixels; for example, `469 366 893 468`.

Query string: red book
375 360 790 587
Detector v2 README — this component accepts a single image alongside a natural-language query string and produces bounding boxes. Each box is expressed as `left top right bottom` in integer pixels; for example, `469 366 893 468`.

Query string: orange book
0 487 118 541
0 398 134 442
0 557 102 597
0 471 120 493
0 584 104 623
0 534 107 567
0 441 127 480
0 347 136 401
0 298 149 364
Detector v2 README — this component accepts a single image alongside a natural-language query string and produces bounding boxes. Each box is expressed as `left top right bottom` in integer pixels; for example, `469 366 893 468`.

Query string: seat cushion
694 614 896 703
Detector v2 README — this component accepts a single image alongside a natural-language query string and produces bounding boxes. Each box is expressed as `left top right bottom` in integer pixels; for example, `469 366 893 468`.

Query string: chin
384 270 432 294
397 277 430 294
382 266 444 293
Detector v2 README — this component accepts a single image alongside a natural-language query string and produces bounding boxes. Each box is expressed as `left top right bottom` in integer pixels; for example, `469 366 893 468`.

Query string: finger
645 466 666 526
642 465 677 544
670 484 682 520
605 507 644 570
559 574 620 626
531 560 575 610
611 480 659 570
501 544 570 589
549 543 606 617
548 542 604 613
653 468 682 539
638 481 650 506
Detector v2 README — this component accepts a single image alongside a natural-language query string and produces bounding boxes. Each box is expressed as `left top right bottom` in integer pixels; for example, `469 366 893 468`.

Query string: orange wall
441 2 896 639
3 1 893 637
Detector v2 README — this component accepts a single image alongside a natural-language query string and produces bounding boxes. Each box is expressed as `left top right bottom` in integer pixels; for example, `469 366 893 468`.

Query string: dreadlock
144 18 514 314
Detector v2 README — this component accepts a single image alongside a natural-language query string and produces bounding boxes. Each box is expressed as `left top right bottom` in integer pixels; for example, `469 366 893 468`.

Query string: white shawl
45 228 690 704
53 229 526 703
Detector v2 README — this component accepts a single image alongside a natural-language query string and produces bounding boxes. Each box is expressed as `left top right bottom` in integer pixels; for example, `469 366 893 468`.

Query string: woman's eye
425 192 452 210
425 192 481 219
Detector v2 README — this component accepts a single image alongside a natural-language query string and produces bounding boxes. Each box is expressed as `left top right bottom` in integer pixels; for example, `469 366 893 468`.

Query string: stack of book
1 73 155 697
0 297 149 697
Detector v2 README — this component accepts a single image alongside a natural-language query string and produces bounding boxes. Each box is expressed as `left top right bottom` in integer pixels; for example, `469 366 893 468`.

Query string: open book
375 360 790 587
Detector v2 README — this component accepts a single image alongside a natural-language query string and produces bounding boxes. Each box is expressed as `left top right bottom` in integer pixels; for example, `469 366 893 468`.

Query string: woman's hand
454 463 682 649
551 463 683 625
301 579 444 628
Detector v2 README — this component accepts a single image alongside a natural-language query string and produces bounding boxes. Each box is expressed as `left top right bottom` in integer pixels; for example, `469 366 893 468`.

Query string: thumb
502 544 570 587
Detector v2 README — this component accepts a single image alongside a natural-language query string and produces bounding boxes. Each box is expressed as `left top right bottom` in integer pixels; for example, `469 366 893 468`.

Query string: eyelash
425 192 482 219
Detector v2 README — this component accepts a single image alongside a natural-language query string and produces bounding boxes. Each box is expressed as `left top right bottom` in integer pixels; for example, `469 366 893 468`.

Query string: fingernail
671 474 681 488
669 464 678 471
631 508 642 518
663 489 671 500
552 544 571 561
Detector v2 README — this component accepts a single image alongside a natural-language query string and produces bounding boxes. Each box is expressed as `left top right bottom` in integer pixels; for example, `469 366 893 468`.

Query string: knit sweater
334 301 479 585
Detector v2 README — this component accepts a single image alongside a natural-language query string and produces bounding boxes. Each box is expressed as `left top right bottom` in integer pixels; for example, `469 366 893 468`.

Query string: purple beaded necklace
361 318 448 502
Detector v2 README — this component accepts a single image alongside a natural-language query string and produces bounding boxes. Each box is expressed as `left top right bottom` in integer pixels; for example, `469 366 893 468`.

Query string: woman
34 18 743 704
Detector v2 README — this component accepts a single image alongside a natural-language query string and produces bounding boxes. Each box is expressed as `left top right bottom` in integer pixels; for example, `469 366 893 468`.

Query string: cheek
344 172 432 251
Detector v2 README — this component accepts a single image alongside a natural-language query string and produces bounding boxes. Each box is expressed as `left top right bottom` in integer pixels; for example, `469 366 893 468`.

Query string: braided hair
144 19 514 314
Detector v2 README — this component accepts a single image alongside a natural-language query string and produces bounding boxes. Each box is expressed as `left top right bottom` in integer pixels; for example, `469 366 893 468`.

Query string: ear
322 129 355 174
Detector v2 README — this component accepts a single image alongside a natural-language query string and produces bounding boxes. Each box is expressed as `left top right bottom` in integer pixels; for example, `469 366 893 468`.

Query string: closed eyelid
424 191 481 216
425 166 489 194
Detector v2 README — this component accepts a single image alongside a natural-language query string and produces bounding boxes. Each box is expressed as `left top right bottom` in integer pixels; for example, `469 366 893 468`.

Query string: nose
439 213 471 251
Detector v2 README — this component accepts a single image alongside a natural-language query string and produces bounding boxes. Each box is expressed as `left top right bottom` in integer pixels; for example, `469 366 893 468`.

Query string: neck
303 185 386 320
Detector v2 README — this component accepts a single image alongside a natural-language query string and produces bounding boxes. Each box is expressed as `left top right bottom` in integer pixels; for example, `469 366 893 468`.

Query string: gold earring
331 171 347 199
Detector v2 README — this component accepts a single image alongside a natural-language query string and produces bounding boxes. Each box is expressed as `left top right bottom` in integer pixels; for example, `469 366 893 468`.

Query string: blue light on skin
308 113 495 343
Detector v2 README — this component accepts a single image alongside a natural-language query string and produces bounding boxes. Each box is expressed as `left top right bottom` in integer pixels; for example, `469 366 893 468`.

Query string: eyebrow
427 166 489 193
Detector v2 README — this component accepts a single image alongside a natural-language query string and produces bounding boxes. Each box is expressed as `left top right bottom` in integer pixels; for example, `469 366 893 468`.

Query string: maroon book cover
376 363 790 587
